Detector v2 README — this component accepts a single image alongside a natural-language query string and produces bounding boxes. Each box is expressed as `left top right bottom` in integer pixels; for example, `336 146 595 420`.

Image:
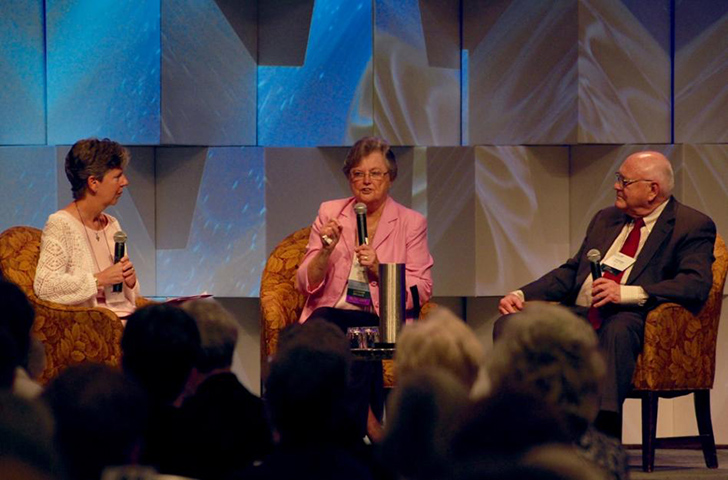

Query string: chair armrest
633 302 717 391
31 298 124 384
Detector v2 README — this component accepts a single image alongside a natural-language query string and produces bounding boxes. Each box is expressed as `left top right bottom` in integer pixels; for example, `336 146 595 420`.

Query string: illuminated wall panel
0 1 46 145
0 148 57 232
156 147 265 297
578 0 671 143
428 146 570 296
162 0 257 145
373 0 460 146
682 144 728 246
675 2 728 143
46 0 161 144
464 0 578 145
257 0 373 146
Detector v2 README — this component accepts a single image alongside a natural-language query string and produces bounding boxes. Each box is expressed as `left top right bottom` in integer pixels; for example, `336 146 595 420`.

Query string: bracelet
94 276 100 289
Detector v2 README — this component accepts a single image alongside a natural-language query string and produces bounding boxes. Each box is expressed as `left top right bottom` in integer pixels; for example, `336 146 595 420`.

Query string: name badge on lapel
346 257 372 307
602 252 636 276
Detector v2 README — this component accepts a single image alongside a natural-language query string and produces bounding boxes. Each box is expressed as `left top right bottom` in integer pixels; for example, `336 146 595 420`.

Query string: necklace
75 201 114 268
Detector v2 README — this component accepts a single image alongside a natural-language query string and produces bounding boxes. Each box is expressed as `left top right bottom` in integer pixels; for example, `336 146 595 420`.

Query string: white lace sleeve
34 215 97 305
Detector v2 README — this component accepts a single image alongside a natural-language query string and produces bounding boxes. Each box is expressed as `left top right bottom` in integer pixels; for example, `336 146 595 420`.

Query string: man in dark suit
496 151 716 438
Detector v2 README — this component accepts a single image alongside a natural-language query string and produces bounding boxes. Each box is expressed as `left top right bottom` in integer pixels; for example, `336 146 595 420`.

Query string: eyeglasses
615 172 653 188
350 170 389 182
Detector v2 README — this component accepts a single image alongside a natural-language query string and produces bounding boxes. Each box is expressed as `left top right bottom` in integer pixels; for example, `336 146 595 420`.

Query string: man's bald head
615 151 674 217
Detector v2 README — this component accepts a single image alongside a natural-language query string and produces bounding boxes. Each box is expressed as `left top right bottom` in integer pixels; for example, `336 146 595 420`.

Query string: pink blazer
296 196 434 323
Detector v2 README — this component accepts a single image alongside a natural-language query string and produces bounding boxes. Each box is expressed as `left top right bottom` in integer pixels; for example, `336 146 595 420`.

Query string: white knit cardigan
34 211 139 307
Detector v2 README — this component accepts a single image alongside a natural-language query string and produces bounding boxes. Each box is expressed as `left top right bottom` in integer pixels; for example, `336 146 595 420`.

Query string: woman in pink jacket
295 136 434 442
296 137 434 324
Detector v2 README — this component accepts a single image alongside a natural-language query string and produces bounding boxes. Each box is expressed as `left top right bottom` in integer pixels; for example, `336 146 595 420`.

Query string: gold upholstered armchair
260 226 434 386
0 226 151 384
629 234 728 472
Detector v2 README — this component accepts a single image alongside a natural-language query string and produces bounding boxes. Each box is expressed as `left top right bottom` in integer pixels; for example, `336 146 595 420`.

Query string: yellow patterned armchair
260 226 434 385
0 226 150 384
629 234 728 472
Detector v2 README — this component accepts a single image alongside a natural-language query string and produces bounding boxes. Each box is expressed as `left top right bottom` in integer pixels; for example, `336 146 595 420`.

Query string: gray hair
181 299 239 373
487 303 605 432
396 307 485 391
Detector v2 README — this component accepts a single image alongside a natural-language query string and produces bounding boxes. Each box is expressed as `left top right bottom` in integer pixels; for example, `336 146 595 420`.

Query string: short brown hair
342 136 397 181
65 138 129 200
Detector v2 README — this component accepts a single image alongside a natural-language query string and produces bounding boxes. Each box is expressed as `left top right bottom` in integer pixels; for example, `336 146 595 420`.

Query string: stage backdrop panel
257 0 373 146
162 0 257 145
156 147 265 297
0 0 46 145
428 146 569 297
463 0 578 145
0 148 57 232
264 146 415 256
373 0 460 146
578 0 671 144
569 145 682 254
674 2 728 143
46 0 161 145
682 144 728 288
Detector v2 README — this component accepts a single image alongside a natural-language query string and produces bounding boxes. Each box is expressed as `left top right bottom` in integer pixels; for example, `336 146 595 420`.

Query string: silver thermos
378 263 406 346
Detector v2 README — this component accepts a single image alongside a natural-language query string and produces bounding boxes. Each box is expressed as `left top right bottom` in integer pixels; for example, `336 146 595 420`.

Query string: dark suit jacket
521 197 716 313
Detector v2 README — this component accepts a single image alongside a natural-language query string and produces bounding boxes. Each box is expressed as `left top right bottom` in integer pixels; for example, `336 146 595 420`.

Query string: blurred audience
482 302 628 480
0 392 60 480
0 279 43 398
241 318 373 480
120 304 201 475
394 307 485 393
382 307 484 479
42 364 148 480
176 299 272 480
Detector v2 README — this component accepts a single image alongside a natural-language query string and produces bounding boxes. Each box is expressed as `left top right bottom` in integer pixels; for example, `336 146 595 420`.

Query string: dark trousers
493 305 645 414
310 307 385 438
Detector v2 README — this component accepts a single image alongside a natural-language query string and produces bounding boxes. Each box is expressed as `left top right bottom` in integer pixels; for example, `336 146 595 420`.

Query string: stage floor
629 449 728 479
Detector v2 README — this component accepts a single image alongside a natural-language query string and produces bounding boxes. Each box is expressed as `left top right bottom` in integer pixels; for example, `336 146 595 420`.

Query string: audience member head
265 318 351 445
0 279 35 370
382 367 469 480
486 303 605 437
342 136 398 181
65 138 130 201
396 307 484 391
451 385 572 478
180 299 239 373
121 304 201 405
0 327 18 389
0 392 59 480
42 364 148 480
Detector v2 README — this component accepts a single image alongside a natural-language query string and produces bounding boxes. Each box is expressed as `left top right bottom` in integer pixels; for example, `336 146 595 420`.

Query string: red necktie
588 218 645 329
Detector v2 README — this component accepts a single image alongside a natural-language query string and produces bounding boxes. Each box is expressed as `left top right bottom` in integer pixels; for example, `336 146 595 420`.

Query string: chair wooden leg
694 390 718 469
641 392 658 473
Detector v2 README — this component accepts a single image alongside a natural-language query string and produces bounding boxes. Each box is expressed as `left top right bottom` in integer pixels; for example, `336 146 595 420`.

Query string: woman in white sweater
34 138 139 317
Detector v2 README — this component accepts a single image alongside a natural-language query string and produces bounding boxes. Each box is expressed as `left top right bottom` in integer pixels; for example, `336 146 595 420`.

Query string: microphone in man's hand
587 249 602 281
113 231 127 293
354 202 368 246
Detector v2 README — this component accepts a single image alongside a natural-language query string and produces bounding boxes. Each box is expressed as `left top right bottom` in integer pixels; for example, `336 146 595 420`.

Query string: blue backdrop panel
46 0 161 145
257 0 373 146
162 0 257 145
0 147 57 232
374 0 460 146
0 0 46 145
156 147 265 297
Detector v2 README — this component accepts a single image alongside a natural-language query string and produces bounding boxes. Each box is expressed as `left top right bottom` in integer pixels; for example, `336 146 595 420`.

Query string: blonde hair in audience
395 307 485 391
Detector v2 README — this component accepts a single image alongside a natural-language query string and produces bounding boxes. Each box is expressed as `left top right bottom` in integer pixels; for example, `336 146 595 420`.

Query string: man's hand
499 293 524 315
592 277 621 308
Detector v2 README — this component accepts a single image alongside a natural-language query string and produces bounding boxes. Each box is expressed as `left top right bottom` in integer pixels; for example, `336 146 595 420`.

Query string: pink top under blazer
296 196 434 323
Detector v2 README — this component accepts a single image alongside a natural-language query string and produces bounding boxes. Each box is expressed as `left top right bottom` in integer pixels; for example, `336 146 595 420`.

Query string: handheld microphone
113 231 127 293
586 249 602 281
354 202 368 245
